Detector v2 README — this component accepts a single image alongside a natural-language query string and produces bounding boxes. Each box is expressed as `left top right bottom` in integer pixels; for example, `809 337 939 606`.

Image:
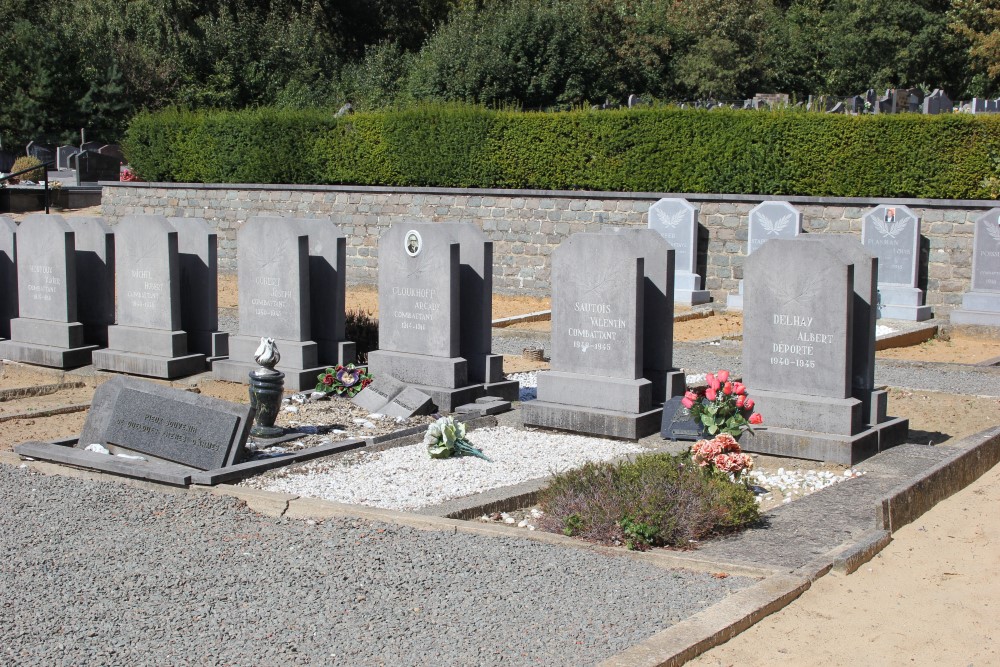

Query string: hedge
122 105 1000 199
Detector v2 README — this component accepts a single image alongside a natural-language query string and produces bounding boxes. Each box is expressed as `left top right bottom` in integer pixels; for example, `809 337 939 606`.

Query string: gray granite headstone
75 151 121 185
376 224 460 358
351 375 407 413
951 209 1000 326
923 89 952 115
15 214 76 322
237 217 310 341
79 377 252 470
745 240 853 399
862 205 930 320
748 201 802 255
115 215 181 330
56 146 79 170
169 217 227 360
647 198 709 305
66 217 114 346
0 217 17 339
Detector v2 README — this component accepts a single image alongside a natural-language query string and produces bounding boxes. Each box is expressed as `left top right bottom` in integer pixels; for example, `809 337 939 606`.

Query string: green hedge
123 105 1000 199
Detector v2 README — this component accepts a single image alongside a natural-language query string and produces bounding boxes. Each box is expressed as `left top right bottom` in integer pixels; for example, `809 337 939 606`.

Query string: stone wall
101 182 997 317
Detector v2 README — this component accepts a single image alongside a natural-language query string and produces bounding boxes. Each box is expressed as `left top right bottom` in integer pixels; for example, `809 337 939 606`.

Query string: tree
950 0 1000 96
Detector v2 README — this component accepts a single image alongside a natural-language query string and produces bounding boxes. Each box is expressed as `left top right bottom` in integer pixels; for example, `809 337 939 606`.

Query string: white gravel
748 467 864 505
875 324 896 337
242 425 645 510
507 371 537 401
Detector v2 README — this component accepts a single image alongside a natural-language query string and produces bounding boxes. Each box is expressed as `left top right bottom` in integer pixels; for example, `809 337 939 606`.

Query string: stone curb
874 322 938 351
491 310 551 328
831 529 893 575
0 403 91 423
0 381 86 401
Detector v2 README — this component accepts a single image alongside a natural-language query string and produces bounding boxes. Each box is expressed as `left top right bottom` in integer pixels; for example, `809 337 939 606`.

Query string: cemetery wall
101 183 994 317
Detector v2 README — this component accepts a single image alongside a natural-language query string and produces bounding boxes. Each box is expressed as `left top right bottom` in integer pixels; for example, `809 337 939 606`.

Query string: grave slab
647 198 710 305
351 375 407 413
380 387 434 419
0 214 98 368
951 209 1000 326
727 201 802 311
0 217 17 340
862 205 932 321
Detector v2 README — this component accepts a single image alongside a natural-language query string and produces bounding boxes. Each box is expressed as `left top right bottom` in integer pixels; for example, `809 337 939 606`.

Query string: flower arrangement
690 433 754 480
681 369 762 437
120 166 142 182
424 416 491 461
315 363 372 397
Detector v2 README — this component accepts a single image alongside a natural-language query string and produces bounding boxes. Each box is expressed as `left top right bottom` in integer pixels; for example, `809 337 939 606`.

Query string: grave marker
951 208 1000 326
0 214 97 367
168 217 228 362
647 198 710 305
861 205 931 320
296 217 354 367
522 231 662 439
742 239 907 463
93 215 206 378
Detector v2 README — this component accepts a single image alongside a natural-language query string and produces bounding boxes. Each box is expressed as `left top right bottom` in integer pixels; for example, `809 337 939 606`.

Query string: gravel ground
0 464 752 666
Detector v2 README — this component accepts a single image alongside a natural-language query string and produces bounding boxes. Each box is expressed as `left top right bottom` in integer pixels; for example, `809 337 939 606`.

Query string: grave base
675 289 712 306
212 359 329 392
950 309 1000 326
0 340 98 369
740 415 908 465
878 285 932 321
950 289 1000 326
92 349 207 379
537 371 652 413
521 401 663 440
368 350 467 388
401 380 518 413
726 279 744 311
484 379 520 403
878 303 933 321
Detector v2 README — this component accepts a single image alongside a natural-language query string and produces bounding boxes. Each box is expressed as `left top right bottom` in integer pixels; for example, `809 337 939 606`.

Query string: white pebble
283 406 298 413
85 444 110 455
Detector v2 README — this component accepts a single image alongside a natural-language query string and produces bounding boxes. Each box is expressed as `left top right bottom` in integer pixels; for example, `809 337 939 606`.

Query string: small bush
537 452 759 550
9 156 44 183
345 308 378 364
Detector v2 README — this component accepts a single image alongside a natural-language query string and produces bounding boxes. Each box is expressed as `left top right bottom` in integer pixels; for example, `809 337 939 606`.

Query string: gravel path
0 464 752 666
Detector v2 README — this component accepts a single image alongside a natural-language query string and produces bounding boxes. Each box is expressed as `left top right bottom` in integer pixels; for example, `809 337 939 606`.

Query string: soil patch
877 332 1000 365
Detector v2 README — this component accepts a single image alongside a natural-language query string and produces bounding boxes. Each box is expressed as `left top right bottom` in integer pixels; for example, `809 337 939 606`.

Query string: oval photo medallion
404 230 422 257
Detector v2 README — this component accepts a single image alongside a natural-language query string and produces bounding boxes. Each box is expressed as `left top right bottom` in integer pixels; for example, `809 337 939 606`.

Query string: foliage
315 363 372 397
345 309 379 364
424 416 490 461
9 156 45 183
538 452 760 550
123 104 1000 199
949 0 1000 96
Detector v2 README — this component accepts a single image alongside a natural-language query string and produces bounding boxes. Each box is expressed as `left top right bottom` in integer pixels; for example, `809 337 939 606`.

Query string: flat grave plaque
104 388 240 470
381 387 434 419
351 375 407 413
660 396 703 441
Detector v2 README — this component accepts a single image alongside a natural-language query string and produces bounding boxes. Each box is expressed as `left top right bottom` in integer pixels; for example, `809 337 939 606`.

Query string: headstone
26 141 55 164
522 231 662 439
97 144 124 161
923 89 952 115
906 88 925 113
827 102 845 114
78 376 252 470
0 215 98 367
861 205 932 320
741 239 906 463
845 96 864 114
727 200 802 310
66 217 115 347
295 217 355 368
0 217 17 339
951 209 1000 326
56 146 79 170
0 150 14 172
80 141 102 152
865 88 878 112
212 217 328 391
351 375 407 414
168 217 229 363
92 215 207 378
647 198 710 305
972 98 989 114
75 150 121 184
368 223 512 411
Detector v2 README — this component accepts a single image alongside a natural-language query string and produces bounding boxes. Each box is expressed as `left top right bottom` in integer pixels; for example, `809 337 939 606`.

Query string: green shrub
537 452 759 550
123 104 1000 199
9 156 44 183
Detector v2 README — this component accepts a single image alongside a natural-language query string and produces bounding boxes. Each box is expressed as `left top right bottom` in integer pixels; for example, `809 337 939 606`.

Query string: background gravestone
923 89 952 114
0 217 17 340
0 214 97 367
74 151 121 184
742 239 906 464
647 198 710 305
66 217 115 347
93 215 206 378
727 200 801 310
522 231 660 439
861 204 932 321
296 217 355 368
951 208 1000 326
169 217 229 363
213 217 327 391
56 146 79 170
